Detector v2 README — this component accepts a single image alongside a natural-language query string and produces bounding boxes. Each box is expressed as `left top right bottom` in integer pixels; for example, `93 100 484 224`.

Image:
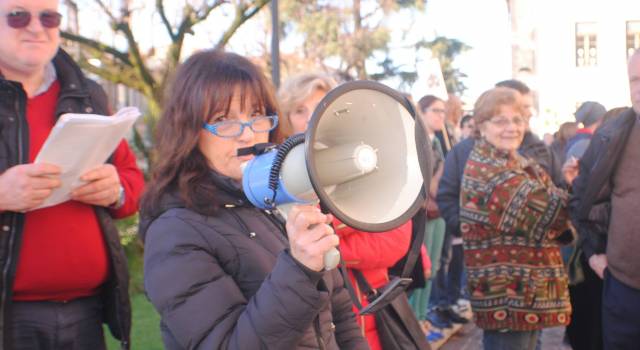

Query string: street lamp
271 0 280 88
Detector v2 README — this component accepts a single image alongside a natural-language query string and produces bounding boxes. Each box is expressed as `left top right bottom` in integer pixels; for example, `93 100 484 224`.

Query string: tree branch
61 31 133 66
74 54 144 91
216 0 271 49
195 0 226 21
173 1 225 43
156 0 176 41
94 0 158 97
165 0 225 67
116 22 158 95
94 0 118 23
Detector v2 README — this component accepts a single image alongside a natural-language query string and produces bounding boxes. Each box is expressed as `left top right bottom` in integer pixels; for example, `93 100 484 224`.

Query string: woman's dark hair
495 79 531 95
555 122 578 148
141 50 279 217
460 114 473 128
417 95 443 113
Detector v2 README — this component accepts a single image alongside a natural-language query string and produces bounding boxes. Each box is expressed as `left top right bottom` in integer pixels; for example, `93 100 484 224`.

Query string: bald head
629 49 640 114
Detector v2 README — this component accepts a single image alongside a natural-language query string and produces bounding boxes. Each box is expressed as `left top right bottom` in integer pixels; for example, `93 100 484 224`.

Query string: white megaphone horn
241 80 431 270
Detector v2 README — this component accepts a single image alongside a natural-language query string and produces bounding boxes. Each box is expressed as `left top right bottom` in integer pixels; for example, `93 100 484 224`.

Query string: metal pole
270 0 280 88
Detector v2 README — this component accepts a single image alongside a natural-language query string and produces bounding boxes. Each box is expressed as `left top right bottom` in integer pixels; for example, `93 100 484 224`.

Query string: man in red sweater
0 0 144 349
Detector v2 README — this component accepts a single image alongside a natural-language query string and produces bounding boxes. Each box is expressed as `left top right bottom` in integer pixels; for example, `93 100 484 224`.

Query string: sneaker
426 308 453 329
456 298 471 312
426 329 444 342
444 307 469 324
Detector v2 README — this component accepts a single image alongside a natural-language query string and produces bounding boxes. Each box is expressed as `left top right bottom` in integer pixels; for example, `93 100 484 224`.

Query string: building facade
508 0 640 134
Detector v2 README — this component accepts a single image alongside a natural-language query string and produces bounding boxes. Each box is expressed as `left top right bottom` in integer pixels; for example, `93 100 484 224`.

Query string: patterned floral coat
460 138 572 331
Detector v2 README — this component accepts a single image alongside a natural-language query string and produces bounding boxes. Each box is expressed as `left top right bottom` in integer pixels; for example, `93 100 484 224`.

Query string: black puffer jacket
0 49 131 350
139 173 368 350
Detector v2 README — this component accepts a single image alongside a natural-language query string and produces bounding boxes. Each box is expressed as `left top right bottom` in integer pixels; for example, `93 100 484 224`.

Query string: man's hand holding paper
31 107 140 210
71 164 122 207
0 163 61 212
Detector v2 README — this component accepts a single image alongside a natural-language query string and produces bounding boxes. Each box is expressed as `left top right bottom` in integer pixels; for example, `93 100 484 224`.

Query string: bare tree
61 0 271 167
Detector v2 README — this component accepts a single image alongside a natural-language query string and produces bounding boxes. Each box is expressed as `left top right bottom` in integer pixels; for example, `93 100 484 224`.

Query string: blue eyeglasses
202 115 278 138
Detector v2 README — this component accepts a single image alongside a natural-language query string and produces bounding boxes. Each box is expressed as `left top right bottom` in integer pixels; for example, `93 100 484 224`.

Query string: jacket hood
138 171 250 242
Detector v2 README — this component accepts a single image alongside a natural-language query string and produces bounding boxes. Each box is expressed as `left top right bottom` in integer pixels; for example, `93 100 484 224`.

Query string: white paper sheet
32 107 141 210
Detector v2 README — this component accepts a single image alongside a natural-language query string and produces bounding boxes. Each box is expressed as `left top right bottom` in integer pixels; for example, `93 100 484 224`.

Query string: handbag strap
402 210 426 278
340 212 426 311
340 262 364 310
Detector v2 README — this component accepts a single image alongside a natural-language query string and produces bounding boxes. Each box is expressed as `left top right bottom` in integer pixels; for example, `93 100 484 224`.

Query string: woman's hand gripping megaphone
285 204 341 272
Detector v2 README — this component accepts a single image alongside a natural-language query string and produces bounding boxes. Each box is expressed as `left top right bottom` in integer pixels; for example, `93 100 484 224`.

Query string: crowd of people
1 0 640 349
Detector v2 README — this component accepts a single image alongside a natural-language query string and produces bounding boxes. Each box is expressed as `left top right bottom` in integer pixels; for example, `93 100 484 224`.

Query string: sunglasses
6 10 62 29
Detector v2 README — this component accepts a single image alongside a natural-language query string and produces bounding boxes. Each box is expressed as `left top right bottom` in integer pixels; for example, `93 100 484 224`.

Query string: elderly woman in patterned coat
459 87 573 350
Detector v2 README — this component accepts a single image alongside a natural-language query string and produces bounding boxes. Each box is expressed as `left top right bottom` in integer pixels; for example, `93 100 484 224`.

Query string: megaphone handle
324 247 341 271
318 201 340 271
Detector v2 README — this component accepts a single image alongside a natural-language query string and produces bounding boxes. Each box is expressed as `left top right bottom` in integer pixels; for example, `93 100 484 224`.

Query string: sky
409 0 512 103
68 0 513 106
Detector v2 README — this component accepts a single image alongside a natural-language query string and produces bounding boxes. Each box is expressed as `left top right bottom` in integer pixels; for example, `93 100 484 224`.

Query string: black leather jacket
0 49 131 350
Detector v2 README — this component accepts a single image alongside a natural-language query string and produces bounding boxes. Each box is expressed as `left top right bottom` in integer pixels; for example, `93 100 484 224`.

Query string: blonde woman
275 73 337 142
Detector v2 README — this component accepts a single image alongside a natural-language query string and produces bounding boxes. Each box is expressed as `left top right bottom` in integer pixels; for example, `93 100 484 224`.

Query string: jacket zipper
261 210 289 245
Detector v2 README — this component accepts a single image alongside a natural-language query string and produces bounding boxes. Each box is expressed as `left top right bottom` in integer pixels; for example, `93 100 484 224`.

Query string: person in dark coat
139 50 368 350
568 49 640 350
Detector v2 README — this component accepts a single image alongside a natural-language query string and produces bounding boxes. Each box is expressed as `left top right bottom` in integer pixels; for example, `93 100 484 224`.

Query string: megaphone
242 80 431 270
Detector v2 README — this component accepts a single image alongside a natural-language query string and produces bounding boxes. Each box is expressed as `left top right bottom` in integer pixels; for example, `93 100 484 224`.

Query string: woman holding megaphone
139 50 368 350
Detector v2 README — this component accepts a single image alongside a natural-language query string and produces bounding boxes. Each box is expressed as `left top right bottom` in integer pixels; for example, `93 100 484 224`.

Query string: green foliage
368 56 419 89
280 0 421 79
115 215 145 295
417 36 471 94
105 293 163 350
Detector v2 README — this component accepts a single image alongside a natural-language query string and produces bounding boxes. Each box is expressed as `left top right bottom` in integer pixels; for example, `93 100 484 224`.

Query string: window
627 21 640 59
576 22 598 67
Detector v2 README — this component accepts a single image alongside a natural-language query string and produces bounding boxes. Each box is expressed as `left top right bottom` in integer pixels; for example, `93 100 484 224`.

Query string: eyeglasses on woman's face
426 107 446 115
5 9 62 29
202 115 278 138
487 115 527 128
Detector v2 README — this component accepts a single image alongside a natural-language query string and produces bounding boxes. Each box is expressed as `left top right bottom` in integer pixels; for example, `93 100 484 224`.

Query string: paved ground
439 324 571 350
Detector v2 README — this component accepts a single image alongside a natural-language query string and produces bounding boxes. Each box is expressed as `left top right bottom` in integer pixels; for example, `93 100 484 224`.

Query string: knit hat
574 101 606 127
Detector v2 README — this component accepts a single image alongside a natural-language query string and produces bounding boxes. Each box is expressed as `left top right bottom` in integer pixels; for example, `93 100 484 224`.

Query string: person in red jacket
277 73 420 349
335 219 413 350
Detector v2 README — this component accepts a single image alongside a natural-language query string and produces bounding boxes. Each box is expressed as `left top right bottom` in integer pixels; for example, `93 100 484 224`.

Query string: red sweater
12 80 144 301
335 219 412 350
